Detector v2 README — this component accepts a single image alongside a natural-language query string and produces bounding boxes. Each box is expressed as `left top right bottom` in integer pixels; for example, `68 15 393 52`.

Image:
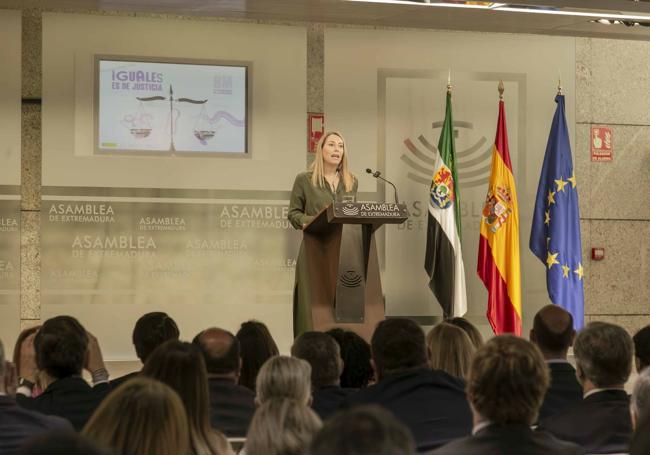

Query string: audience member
193 327 255 437
236 321 279 391
538 321 634 454
12 326 41 394
17 432 112 455
309 405 415 455
630 414 650 455
256 355 312 406
0 339 73 453
426 323 475 379
633 325 650 372
432 335 581 455
446 317 484 349
291 331 356 419
111 312 180 388
345 318 472 451
15 316 110 430
529 304 582 420
326 328 374 388
83 377 189 455
631 367 650 428
142 340 232 455
244 397 321 455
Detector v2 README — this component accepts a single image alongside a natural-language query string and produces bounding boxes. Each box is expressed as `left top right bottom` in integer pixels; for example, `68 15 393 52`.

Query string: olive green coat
288 171 358 336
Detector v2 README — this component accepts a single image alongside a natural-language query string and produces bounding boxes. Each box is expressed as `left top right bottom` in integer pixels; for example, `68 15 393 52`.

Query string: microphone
365 168 400 204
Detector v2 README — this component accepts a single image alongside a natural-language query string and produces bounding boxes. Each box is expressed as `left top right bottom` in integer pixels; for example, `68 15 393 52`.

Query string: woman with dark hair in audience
326 328 374 388
236 321 279 391
244 398 321 455
83 377 190 455
426 323 475 380
446 317 484 350
142 341 232 455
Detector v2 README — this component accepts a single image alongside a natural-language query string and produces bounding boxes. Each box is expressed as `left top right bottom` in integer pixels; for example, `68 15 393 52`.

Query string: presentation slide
97 58 248 155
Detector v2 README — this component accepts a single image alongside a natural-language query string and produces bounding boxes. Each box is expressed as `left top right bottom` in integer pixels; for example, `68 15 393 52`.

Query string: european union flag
530 94 584 329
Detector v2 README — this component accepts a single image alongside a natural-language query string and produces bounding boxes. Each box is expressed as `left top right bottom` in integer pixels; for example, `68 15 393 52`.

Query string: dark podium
303 202 408 340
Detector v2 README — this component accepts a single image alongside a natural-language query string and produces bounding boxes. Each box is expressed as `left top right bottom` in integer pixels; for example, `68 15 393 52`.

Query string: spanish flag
477 86 522 335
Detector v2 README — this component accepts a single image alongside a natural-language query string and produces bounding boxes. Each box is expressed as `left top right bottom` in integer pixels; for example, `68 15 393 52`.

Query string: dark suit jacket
311 385 357 420
109 371 139 389
344 368 472 451
0 395 73 453
538 362 583 421
16 376 110 431
208 378 256 438
431 423 583 455
538 389 632 454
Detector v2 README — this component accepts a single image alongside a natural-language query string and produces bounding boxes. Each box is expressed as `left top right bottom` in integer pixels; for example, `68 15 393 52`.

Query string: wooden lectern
303 202 408 340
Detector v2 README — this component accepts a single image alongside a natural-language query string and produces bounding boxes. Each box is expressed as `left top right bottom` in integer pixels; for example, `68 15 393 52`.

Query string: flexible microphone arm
365 168 400 204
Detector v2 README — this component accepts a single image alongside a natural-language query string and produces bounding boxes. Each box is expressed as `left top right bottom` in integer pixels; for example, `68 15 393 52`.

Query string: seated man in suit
529 304 582 420
310 405 415 455
631 367 650 428
344 318 472 451
110 311 180 388
432 335 581 455
633 325 650 373
291 331 356 420
0 338 73 453
193 327 256 437
538 321 634 453
16 316 111 430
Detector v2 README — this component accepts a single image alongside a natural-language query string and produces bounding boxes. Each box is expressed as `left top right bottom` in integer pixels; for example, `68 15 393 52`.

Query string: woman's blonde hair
256 355 312 406
427 322 476 379
83 377 190 455
244 398 322 455
309 131 355 192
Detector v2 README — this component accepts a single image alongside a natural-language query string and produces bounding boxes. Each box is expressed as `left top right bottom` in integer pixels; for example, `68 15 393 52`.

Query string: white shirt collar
546 358 571 364
472 421 492 435
584 387 625 399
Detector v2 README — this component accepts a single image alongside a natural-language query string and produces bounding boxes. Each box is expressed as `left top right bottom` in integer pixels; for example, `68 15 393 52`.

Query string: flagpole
447 69 452 93
498 80 504 99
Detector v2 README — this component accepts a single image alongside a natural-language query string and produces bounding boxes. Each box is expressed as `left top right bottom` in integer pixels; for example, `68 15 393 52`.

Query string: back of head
426 323 475 379
256 355 312 405
574 321 633 388
83 377 189 455
531 304 575 357
326 328 373 388
309 405 415 455
291 331 341 388
13 325 40 375
132 312 180 363
446 317 484 349
245 397 322 455
35 316 88 379
193 327 240 376
18 432 111 455
632 367 650 425
371 319 427 379
236 320 279 390
633 325 650 371
468 335 549 426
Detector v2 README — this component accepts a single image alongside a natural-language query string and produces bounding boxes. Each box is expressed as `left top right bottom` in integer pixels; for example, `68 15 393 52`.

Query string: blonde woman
426 322 476 380
256 355 312 406
83 377 190 455
288 131 358 336
244 398 322 455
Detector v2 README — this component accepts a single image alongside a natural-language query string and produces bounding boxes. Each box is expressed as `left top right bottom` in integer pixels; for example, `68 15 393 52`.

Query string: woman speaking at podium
288 131 358 336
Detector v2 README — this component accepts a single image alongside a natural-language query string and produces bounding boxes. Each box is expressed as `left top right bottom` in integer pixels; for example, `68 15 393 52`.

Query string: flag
477 93 522 335
530 94 584 329
424 89 467 318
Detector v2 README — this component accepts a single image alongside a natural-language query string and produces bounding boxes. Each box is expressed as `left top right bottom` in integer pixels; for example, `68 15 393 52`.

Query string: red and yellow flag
477 96 522 335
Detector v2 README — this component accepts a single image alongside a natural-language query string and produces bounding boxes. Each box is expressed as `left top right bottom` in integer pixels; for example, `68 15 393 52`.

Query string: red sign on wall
591 126 613 162
308 113 324 154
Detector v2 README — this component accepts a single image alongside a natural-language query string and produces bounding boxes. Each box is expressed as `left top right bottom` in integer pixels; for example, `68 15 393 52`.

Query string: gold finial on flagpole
447 68 452 93
498 80 504 99
557 69 563 96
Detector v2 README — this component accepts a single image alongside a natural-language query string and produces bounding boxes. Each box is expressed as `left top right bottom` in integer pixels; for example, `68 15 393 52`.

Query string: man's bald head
193 327 241 376
530 305 575 359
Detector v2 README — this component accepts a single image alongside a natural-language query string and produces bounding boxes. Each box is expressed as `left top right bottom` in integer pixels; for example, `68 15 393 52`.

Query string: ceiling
3 0 650 40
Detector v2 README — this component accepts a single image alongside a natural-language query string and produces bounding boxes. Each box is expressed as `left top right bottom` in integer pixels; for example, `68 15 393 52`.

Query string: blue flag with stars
530 94 584 329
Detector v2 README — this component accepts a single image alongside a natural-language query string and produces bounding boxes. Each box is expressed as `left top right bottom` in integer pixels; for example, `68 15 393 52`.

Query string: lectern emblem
339 270 363 288
430 166 455 209
341 204 360 216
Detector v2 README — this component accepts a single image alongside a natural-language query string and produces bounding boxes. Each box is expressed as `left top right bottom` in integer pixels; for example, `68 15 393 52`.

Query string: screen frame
93 54 252 158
